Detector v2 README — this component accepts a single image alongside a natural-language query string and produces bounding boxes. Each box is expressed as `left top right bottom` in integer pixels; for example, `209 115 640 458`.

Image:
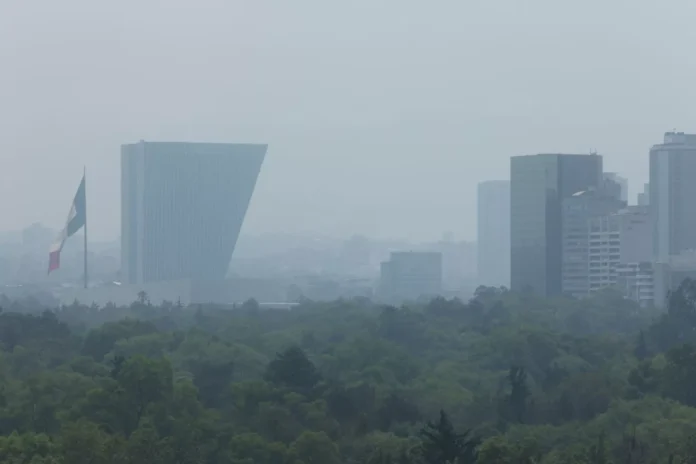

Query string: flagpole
83 166 88 289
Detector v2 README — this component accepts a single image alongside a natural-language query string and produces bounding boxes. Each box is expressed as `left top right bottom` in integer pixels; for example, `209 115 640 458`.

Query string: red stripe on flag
48 250 61 274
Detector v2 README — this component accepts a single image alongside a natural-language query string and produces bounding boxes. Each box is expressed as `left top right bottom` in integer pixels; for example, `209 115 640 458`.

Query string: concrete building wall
618 206 652 263
562 188 624 298
587 206 651 294
616 262 654 307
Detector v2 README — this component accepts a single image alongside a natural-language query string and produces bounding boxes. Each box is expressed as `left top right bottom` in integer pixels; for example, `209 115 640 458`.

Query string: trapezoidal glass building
121 141 266 285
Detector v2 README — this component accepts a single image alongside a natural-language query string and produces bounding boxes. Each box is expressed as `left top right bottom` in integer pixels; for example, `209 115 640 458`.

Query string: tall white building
650 132 696 261
121 141 266 285
561 184 625 298
477 180 510 287
588 206 651 294
616 262 654 308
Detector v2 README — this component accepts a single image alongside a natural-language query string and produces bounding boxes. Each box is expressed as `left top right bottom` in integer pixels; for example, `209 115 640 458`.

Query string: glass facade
121 141 266 285
510 154 602 296
650 134 696 261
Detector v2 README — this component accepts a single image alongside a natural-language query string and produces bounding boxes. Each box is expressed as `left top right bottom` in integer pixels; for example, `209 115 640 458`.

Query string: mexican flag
48 175 86 274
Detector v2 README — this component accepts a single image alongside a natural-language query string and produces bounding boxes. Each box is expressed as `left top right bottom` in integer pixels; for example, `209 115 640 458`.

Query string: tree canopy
2 281 696 462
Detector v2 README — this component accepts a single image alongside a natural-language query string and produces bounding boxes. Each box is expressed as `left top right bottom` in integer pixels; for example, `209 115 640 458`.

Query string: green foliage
1 285 696 462
265 346 321 392
420 410 480 464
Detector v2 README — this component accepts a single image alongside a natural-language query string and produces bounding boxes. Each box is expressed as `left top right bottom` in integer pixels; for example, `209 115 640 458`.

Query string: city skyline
4 131 694 308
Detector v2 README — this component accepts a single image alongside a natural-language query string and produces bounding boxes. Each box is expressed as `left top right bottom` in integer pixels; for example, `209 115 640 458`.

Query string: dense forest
1 282 696 463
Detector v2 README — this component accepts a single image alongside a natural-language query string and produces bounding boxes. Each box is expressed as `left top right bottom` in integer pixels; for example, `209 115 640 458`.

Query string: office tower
650 132 696 261
637 183 650 207
510 153 602 296
379 251 442 301
603 172 628 203
587 205 651 294
561 183 625 298
477 180 510 287
121 141 266 284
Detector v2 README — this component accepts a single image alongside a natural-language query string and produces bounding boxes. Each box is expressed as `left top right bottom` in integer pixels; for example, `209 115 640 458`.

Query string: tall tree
420 410 480 464
634 330 649 361
264 346 321 391
507 366 530 424
587 432 608 464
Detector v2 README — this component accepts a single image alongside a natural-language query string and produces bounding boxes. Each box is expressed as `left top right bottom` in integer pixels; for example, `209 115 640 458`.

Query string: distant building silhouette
637 183 650 207
379 251 442 302
121 141 266 284
510 153 602 296
603 172 628 203
477 180 510 287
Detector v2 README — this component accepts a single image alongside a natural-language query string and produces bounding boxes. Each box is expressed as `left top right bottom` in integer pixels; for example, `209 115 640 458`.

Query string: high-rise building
121 141 266 284
477 180 510 287
587 205 651 294
510 153 602 296
603 172 628 203
650 132 696 261
561 183 625 298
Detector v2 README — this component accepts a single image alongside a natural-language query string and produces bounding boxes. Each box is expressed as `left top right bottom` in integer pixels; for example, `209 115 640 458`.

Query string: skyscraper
603 172 628 203
121 141 266 284
510 153 602 296
561 183 625 298
587 206 651 295
477 180 510 287
650 132 696 261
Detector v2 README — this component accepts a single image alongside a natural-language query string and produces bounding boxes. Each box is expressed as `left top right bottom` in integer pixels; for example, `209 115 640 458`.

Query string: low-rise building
379 251 442 302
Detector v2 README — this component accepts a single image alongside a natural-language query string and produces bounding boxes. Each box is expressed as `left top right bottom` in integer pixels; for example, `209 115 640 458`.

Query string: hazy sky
2 0 695 243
